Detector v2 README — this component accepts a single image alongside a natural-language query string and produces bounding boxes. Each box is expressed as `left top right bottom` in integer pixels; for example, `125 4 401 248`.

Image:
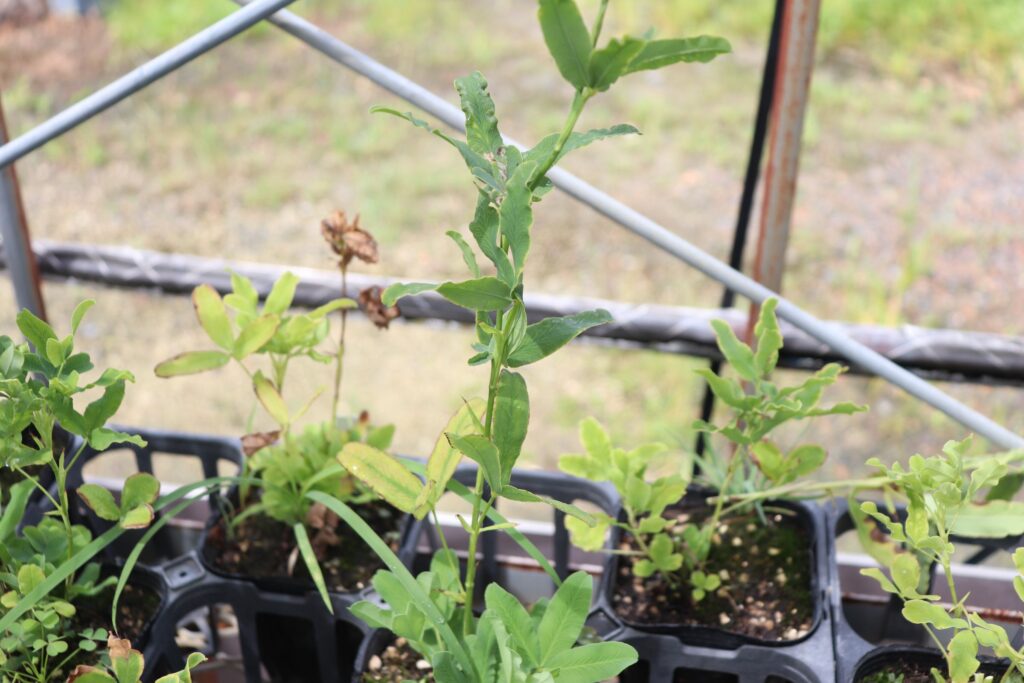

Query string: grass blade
294 522 333 613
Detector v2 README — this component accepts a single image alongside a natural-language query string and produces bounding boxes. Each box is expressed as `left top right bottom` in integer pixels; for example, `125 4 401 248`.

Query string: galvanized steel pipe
0 0 298 170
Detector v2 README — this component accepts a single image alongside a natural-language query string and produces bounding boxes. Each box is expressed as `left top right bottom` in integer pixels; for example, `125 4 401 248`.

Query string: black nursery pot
852 645 1009 682
591 488 836 683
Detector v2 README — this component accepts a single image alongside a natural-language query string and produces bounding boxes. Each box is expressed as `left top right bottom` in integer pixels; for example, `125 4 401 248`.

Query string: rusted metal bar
750 0 821 296
0 95 46 319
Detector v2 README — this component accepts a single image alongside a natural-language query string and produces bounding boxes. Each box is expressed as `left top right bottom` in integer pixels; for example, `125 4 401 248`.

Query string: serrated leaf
338 443 424 516
623 35 732 75
507 309 612 367
454 71 503 156
537 0 592 89
77 484 120 522
754 298 783 374
710 319 758 381
154 350 230 377
192 284 234 350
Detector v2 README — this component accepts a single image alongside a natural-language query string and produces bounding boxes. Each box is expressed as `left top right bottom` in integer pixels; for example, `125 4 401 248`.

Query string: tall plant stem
331 265 349 420
590 0 609 48
530 90 589 190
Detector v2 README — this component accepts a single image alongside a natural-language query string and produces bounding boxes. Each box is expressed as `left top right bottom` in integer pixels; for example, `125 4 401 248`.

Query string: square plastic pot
588 489 835 683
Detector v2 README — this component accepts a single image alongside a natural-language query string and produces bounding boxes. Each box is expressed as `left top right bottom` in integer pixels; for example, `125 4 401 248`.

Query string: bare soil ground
0 4 1021 485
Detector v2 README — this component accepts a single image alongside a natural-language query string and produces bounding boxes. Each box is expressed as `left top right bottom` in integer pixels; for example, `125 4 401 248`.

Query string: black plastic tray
589 489 835 683
851 645 1009 682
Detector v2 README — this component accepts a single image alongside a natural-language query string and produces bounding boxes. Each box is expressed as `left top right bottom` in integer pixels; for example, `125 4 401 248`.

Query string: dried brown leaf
241 430 280 457
358 286 401 329
321 210 379 266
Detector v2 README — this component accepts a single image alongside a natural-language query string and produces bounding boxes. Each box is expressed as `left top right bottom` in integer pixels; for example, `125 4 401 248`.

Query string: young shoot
322 0 731 678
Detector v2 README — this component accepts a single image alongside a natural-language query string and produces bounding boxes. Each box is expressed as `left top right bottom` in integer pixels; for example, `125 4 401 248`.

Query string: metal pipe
249 5 1023 449
0 0 298 170
750 0 821 296
0 95 46 318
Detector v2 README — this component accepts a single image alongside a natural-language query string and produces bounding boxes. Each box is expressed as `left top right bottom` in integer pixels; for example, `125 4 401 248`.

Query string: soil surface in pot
56 582 161 674
614 504 813 641
360 637 434 683
857 660 938 683
204 496 402 592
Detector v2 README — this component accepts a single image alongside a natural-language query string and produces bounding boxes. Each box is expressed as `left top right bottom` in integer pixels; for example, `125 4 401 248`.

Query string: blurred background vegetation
1 0 1021 482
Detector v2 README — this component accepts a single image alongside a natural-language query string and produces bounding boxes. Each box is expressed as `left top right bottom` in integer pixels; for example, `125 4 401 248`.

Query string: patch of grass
100 0 258 55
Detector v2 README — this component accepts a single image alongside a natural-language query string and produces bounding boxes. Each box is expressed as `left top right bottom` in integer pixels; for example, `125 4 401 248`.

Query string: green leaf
892 553 922 595
985 472 1024 502
565 514 610 552
547 641 638 683
337 443 424 516
88 428 146 451
121 473 160 511
751 441 785 482
71 299 95 335
485 582 539 667
537 0 592 89
860 567 899 595
0 480 33 542
589 36 646 91
947 630 980 682
949 500 1024 538
449 434 503 493
264 272 299 315
623 35 732 75
154 350 230 377
507 309 612 367
423 399 486 513
500 161 537 276
902 600 961 629
693 368 756 411
537 571 591 664
501 485 595 526
192 284 234 350
446 230 480 277
16 309 56 351
381 281 439 307
454 71 503 156
493 371 529 485
788 444 827 478
710 319 758 381
120 505 154 530
253 372 289 426
754 298 783 375
83 380 126 433
233 314 280 359
294 523 333 614
306 492 474 673
525 124 641 170
436 277 513 312
468 191 516 286
77 484 121 522
110 642 145 683
18 565 45 595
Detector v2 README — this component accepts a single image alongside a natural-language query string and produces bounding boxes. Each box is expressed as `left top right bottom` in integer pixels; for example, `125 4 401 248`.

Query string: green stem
590 0 609 48
529 90 590 190
331 265 349 420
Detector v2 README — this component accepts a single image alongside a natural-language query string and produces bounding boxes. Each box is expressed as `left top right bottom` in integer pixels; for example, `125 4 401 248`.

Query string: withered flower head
241 430 280 457
321 210 379 267
358 286 400 329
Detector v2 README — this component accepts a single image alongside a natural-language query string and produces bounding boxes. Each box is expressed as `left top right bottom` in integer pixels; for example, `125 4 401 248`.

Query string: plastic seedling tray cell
591 489 836 683
852 645 1009 682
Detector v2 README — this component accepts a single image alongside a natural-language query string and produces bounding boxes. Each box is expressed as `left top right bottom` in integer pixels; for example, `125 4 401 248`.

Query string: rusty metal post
0 95 46 319
750 0 821 298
